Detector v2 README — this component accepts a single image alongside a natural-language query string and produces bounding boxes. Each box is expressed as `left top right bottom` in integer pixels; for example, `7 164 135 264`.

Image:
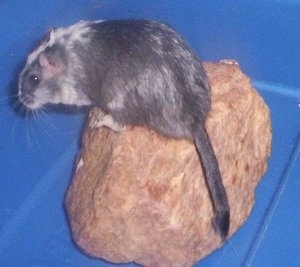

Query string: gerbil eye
28 74 40 87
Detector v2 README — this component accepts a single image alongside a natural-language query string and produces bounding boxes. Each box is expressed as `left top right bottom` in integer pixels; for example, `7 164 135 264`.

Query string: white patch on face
19 75 92 110
21 89 51 110
22 87 91 110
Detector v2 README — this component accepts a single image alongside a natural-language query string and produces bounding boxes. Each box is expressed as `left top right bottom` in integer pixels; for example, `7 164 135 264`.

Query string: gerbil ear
39 52 62 76
46 27 57 40
39 53 50 67
39 27 56 46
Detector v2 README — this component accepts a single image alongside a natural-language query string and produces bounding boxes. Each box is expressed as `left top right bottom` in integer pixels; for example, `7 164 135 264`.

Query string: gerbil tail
192 121 230 241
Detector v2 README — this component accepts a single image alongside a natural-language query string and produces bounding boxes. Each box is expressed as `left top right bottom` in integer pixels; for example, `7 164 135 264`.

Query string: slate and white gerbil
17 19 230 240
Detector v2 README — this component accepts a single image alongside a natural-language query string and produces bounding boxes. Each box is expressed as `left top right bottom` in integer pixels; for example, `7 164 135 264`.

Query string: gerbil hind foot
213 208 230 242
89 109 125 132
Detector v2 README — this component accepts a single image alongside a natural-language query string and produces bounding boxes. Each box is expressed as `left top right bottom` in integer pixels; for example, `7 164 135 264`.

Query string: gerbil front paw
89 109 125 132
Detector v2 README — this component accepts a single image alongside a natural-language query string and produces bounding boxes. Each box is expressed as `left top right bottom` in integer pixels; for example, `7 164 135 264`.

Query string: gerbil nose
18 89 34 106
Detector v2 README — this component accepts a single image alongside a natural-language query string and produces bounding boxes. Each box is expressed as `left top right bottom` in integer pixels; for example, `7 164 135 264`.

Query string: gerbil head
18 22 93 110
18 43 67 110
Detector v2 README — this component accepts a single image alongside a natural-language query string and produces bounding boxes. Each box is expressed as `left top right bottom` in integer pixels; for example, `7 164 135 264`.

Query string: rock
65 60 272 267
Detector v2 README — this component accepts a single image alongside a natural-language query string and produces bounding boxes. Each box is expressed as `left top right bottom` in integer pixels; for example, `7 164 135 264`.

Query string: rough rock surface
65 61 272 267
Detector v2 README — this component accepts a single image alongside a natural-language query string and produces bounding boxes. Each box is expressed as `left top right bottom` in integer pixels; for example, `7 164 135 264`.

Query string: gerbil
18 19 230 240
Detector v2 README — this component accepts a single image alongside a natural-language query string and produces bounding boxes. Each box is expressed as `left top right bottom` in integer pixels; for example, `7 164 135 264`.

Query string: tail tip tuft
213 209 230 242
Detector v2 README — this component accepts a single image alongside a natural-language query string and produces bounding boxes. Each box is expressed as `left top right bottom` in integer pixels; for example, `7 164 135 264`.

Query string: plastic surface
0 1 299 266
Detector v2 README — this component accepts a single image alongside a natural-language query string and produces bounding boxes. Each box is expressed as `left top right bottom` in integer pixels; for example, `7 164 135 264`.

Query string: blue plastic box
0 1 299 266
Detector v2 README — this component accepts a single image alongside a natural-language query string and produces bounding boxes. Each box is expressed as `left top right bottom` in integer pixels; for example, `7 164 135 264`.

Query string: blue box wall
0 1 299 266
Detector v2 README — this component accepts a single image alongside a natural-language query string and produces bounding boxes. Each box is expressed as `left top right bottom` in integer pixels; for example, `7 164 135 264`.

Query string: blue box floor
0 1 299 266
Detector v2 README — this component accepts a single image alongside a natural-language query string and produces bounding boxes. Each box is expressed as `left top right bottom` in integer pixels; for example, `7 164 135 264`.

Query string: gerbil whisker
29 109 43 149
42 111 64 134
0 93 19 101
0 94 19 122
25 110 33 150
10 100 19 111
9 116 19 152
34 108 55 142
12 99 26 116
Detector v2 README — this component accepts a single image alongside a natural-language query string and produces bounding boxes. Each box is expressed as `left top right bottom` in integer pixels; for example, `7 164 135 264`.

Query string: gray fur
18 19 230 240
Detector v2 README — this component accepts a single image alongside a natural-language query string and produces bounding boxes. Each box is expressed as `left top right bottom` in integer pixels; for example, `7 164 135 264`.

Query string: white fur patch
21 20 105 109
107 93 125 110
91 113 124 132
59 83 92 106
26 20 104 65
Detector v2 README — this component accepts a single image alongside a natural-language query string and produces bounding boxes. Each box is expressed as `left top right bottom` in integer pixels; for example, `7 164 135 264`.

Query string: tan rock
65 60 272 267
